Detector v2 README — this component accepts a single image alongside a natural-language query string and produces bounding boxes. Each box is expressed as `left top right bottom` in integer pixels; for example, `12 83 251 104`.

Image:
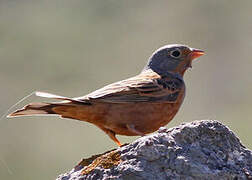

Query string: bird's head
144 44 204 76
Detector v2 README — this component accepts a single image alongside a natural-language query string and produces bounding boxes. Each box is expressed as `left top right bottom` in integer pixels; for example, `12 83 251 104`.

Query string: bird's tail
7 91 89 118
7 102 60 117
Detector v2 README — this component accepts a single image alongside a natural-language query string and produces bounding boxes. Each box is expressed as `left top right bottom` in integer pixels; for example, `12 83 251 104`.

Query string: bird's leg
100 127 122 147
126 124 145 136
106 130 122 147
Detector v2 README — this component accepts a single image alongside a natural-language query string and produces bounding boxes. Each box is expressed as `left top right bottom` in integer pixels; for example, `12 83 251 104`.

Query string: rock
56 120 252 180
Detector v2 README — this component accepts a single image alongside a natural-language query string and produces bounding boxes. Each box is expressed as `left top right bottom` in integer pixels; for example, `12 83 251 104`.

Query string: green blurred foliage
0 0 252 179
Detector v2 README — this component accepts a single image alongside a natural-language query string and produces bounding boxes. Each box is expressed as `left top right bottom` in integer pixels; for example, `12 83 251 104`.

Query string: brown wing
77 69 184 103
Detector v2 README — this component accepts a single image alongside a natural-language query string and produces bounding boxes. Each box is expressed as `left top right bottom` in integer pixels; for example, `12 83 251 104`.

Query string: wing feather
77 70 184 103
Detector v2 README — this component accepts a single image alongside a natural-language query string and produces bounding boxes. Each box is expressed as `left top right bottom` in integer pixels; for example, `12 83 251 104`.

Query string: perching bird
8 44 204 146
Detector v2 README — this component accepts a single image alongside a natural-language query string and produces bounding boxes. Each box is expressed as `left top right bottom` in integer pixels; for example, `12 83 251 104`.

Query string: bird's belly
100 102 182 136
74 89 185 136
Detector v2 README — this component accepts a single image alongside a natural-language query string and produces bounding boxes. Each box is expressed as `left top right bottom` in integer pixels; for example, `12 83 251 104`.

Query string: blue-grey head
144 44 204 76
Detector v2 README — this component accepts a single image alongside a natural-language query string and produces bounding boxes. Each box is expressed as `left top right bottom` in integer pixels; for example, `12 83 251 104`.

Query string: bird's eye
170 50 181 58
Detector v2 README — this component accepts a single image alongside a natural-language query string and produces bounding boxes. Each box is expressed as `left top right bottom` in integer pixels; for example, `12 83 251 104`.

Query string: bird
7 44 204 146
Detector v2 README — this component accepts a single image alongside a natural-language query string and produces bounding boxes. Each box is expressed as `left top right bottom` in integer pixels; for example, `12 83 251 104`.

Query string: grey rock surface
56 120 252 180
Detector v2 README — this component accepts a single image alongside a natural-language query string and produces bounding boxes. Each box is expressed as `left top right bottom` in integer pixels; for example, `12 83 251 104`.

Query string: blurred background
0 0 251 179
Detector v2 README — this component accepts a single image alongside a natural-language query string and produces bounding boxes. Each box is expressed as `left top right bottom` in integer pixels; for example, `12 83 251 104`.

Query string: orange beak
190 48 205 60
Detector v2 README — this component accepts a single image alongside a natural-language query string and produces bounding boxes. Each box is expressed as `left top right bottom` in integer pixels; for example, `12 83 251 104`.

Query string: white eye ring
170 49 181 58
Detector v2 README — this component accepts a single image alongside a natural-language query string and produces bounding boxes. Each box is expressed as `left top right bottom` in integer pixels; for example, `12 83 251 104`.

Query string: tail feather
7 102 59 117
6 91 91 118
35 91 85 104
